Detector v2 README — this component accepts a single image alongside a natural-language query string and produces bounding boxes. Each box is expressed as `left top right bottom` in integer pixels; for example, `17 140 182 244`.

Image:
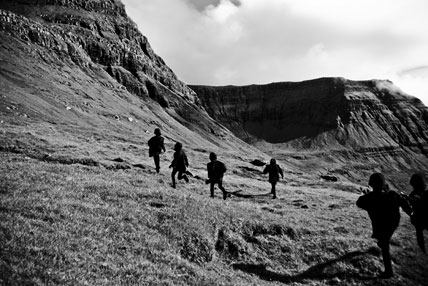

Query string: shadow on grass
232 251 376 283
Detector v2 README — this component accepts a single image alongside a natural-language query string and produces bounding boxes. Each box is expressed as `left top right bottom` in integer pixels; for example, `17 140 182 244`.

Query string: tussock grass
1 153 428 285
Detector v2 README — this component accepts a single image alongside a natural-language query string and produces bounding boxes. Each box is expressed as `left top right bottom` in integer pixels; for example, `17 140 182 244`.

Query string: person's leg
171 168 177 188
271 182 277 199
154 153 160 173
183 173 189 182
378 239 393 277
416 227 426 253
210 182 215 197
218 180 227 200
178 171 189 183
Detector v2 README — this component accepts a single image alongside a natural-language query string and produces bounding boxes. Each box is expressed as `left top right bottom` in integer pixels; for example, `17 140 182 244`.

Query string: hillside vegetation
1 1 428 285
2 148 428 285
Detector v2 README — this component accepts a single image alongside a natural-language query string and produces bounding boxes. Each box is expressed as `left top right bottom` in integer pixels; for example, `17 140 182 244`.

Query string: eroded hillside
191 78 428 153
191 78 428 174
0 0 260 167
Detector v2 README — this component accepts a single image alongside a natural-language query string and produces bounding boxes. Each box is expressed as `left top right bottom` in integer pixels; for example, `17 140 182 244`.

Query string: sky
122 0 428 105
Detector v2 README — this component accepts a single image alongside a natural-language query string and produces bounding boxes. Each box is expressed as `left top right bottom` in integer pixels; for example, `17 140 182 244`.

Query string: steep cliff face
0 0 197 106
191 78 428 154
0 0 251 158
0 0 243 139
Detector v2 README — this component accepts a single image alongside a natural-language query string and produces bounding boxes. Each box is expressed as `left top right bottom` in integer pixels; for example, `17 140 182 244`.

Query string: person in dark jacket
148 128 166 173
263 158 284 199
206 152 228 200
356 173 412 278
408 173 428 253
169 142 189 188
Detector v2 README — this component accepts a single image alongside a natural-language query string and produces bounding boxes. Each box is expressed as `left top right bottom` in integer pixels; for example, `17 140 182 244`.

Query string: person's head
209 152 217 162
410 173 426 192
270 158 276 165
154 128 161 136
174 142 182 151
369 173 386 191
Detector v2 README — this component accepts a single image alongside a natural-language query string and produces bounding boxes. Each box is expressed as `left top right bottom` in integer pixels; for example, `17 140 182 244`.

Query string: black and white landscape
1 1 427 285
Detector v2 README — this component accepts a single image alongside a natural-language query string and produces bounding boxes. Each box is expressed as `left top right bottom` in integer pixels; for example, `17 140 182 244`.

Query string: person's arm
399 193 413 216
279 166 284 178
263 166 269 174
169 153 176 168
184 152 189 167
207 163 212 179
356 194 370 210
161 137 166 152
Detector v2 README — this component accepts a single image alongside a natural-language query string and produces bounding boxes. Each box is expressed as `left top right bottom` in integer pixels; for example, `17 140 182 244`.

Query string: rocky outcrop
0 0 197 107
191 78 428 154
0 0 247 155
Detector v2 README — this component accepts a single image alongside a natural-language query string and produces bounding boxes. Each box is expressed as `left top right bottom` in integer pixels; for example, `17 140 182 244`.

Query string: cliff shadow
243 121 339 144
232 250 377 283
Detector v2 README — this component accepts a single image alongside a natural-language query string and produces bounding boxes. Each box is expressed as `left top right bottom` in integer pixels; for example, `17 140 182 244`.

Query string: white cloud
122 0 428 105
392 66 428 103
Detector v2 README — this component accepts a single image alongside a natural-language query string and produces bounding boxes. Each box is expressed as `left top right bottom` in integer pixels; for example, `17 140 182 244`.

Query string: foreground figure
263 158 284 199
408 173 428 253
148 128 166 173
169 142 189 188
356 173 411 278
206 152 228 200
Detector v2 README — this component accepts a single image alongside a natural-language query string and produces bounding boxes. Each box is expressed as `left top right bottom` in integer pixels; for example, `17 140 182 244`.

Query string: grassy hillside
1 148 428 285
1 3 428 285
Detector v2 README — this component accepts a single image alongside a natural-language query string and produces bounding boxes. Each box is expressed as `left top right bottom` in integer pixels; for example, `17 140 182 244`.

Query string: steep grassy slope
0 0 254 157
1 1 428 285
2 152 428 286
0 10 258 167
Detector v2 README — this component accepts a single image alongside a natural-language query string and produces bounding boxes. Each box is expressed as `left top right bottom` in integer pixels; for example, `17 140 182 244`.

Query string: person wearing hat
263 158 284 199
148 128 166 173
169 142 189 188
356 173 412 278
408 173 428 253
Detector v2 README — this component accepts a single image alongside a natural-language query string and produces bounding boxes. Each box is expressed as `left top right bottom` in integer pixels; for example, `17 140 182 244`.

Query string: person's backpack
148 138 155 157
148 136 163 156
217 161 227 175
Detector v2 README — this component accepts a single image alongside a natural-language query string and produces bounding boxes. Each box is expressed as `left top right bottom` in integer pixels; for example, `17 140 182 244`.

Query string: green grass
1 152 428 286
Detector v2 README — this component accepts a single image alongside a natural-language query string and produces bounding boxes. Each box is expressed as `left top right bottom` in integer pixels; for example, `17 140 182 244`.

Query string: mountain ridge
0 0 198 106
190 77 428 155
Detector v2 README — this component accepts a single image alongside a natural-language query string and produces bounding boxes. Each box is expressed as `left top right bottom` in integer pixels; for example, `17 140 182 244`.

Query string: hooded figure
356 173 412 278
263 158 284 199
169 142 189 188
408 173 428 253
148 128 166 173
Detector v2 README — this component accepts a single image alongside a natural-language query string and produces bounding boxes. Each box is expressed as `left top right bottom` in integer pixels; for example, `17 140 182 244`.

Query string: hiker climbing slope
356 173 412 278
263 158 284 199
407 173 428 253
169 142 189 188
148 128 166 173
206 152 228 200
